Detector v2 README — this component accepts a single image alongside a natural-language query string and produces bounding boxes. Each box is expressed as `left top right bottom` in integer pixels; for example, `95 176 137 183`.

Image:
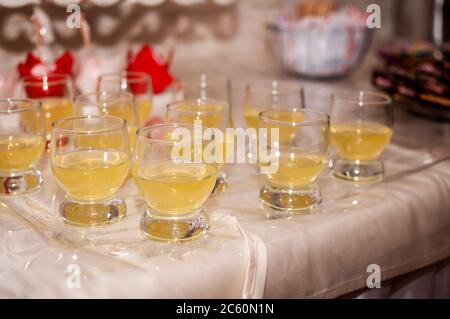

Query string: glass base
140 208 209 242
0 167 43 196
259 183 322 216
211 171 228 195
60 196 126 226
330 158 384 182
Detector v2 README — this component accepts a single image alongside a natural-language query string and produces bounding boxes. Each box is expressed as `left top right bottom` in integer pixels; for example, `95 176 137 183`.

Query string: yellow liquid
75 127 134 154
171 135 234 170
331 123 392 161
133 161 217 215
52 149 129 201
99 103 135 123
217 134 235 167
0 135 44 172
264 152 325 188
137 99 152 124
128 126 137 153
41 98 73 137
167 102 230 167
259 110 304 144
93 104 138 152
244 107 260 129
171 102 227 128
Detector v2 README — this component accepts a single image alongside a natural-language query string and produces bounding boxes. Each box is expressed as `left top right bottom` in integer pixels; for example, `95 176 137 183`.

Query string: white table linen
0 143 449 298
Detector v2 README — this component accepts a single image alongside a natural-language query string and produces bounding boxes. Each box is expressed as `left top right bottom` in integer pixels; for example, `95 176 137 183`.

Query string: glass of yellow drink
97 72 152 126
243 80 305 129
329 91 393 182
133 124 217 242
165 99 232 195
73 91 138 153
174 73 233 127
51 116 130 226
0 99 45 195
21 75 74 142
258 108 329 215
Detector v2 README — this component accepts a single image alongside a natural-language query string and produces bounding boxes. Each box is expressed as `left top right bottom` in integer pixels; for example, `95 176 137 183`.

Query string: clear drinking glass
73 91 139 152
51 116 130 226
174 73 233 126
133 124 217 242
244 80 305 129
21 74 74 141
97 71 153 125
165 99 232 194
258 108 329 216
0 99 45 195
329 91 393 182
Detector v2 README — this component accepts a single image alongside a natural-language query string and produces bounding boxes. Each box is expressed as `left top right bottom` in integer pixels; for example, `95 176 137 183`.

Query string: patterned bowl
267 7 373 79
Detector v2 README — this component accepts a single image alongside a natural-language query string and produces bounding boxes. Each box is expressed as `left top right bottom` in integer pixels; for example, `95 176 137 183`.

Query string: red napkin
18 51 74 78
126 45 174 94
18 51 74 98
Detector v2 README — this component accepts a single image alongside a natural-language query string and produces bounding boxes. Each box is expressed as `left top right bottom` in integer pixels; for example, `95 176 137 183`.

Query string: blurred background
0 0 449 132
0 0 446 73
0 1 449 301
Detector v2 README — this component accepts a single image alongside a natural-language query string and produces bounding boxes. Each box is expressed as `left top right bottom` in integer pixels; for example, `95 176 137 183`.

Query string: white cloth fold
0 143 449 298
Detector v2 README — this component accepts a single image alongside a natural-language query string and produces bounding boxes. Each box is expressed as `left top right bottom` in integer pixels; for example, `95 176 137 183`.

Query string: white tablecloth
348 257 450 299
0 143 449 298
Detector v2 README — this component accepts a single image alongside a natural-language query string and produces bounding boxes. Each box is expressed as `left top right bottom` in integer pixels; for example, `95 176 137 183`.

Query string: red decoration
17 51 74 98
18 51 74 78
126 45 174 94
144 116 164 127
126 72 150 95
21 74 70 99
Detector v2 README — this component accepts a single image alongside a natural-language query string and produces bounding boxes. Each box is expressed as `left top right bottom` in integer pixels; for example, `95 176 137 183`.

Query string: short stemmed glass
51 116 130 226
165 99 232 194
0 99 45 195
97 71 153 125
73 91 139 152
244 80 305 129
175 73 233 126
21 74 74 142
258 108 330 216
133 124 217 242
329 91 393 182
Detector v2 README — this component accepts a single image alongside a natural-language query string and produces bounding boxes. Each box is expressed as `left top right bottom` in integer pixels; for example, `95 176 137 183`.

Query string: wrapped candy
372 42 450 120
297 0 336 18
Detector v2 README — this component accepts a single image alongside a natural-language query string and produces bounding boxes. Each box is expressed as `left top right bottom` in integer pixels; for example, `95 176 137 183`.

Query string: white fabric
0 143 449 298
0 203 267 298
350 258 450 299
0 158 267 298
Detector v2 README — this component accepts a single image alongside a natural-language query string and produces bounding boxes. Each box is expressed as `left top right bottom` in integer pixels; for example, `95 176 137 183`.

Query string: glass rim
266 20 369 33
21 74 71 87
137 123 208 145
166 98 230 115
259 108 330 127
98 71 151 84
0 98 41 114
245 80 304 95
74 91 135 107
177 73 231 84
331 90 392 106
52 115 127 135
